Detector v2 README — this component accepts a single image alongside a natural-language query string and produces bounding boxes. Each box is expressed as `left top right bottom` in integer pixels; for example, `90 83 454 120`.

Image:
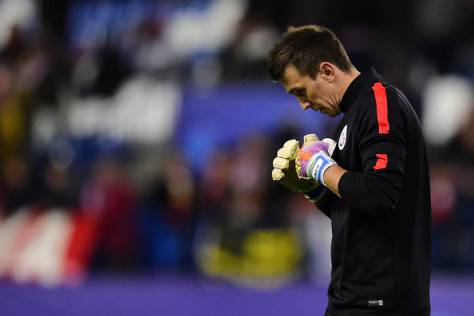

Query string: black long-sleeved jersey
317 68 431 316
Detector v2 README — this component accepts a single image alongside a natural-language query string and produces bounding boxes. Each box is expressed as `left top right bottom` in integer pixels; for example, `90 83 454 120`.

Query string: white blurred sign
67 77 181 144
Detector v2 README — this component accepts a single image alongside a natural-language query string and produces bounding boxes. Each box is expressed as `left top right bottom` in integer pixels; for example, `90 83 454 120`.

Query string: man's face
281 64 341 117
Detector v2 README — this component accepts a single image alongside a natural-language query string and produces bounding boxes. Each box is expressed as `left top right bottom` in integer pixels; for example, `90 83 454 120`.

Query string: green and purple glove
296 134 336 186
272 134 336 203
272 138 319 193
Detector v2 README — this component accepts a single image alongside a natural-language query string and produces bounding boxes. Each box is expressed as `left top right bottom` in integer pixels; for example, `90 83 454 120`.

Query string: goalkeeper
268 25 431 316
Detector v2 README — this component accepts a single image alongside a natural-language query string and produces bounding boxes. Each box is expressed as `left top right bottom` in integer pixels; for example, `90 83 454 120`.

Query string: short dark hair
267 25 353 81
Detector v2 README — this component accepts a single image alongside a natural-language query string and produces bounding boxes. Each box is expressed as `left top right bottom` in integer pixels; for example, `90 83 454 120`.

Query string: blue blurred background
0 0 473 315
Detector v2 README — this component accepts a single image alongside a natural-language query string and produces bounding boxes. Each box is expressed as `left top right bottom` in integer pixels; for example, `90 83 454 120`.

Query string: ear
319 62 335 82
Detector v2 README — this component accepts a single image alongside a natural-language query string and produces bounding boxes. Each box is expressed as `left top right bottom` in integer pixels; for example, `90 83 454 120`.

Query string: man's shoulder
352 81 413 117
343 81 415 137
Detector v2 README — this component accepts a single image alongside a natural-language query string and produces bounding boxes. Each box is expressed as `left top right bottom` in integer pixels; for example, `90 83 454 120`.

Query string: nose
300 100 311 110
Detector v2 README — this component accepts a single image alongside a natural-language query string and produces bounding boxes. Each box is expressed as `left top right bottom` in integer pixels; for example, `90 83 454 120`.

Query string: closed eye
289 88 306 98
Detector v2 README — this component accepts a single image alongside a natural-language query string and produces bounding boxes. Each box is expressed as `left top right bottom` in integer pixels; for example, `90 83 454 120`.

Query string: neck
337 68 360 105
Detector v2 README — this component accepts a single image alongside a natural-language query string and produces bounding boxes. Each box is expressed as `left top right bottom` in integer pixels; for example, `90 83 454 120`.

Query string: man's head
267 25 358 116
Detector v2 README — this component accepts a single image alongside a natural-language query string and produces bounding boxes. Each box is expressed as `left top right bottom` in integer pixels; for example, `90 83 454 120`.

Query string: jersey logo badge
338 125 348 150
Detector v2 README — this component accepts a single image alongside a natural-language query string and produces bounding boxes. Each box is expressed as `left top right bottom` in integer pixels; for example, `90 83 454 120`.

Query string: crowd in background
0 0 473 284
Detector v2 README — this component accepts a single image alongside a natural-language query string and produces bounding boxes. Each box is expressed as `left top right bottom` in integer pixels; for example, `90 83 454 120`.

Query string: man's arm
322 164 347 198
336 86 407 215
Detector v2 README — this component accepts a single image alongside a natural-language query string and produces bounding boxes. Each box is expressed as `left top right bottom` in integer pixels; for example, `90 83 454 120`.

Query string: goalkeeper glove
272 138 319 193
296 134 336 186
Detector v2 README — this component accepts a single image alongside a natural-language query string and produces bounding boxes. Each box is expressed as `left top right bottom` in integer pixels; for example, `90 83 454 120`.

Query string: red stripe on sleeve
373 154 388 170
371 82 390 134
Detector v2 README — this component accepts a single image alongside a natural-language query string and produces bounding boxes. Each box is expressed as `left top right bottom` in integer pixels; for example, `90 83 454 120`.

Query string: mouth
310 105 323 113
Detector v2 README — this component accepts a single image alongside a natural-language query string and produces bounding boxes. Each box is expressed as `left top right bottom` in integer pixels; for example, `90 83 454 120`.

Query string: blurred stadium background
0 0 473 315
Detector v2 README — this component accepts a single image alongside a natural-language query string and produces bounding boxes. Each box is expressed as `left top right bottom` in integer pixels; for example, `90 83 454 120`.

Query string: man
268 25 431 316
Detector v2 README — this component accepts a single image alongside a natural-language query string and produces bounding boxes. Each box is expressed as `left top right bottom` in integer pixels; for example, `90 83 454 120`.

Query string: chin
323 110 339 117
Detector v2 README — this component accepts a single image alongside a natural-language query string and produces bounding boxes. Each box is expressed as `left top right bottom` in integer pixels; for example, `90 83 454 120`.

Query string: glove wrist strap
307 152 336 186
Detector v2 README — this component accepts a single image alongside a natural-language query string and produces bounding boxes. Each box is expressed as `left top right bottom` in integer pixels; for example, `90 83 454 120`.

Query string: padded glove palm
272 134 322 193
